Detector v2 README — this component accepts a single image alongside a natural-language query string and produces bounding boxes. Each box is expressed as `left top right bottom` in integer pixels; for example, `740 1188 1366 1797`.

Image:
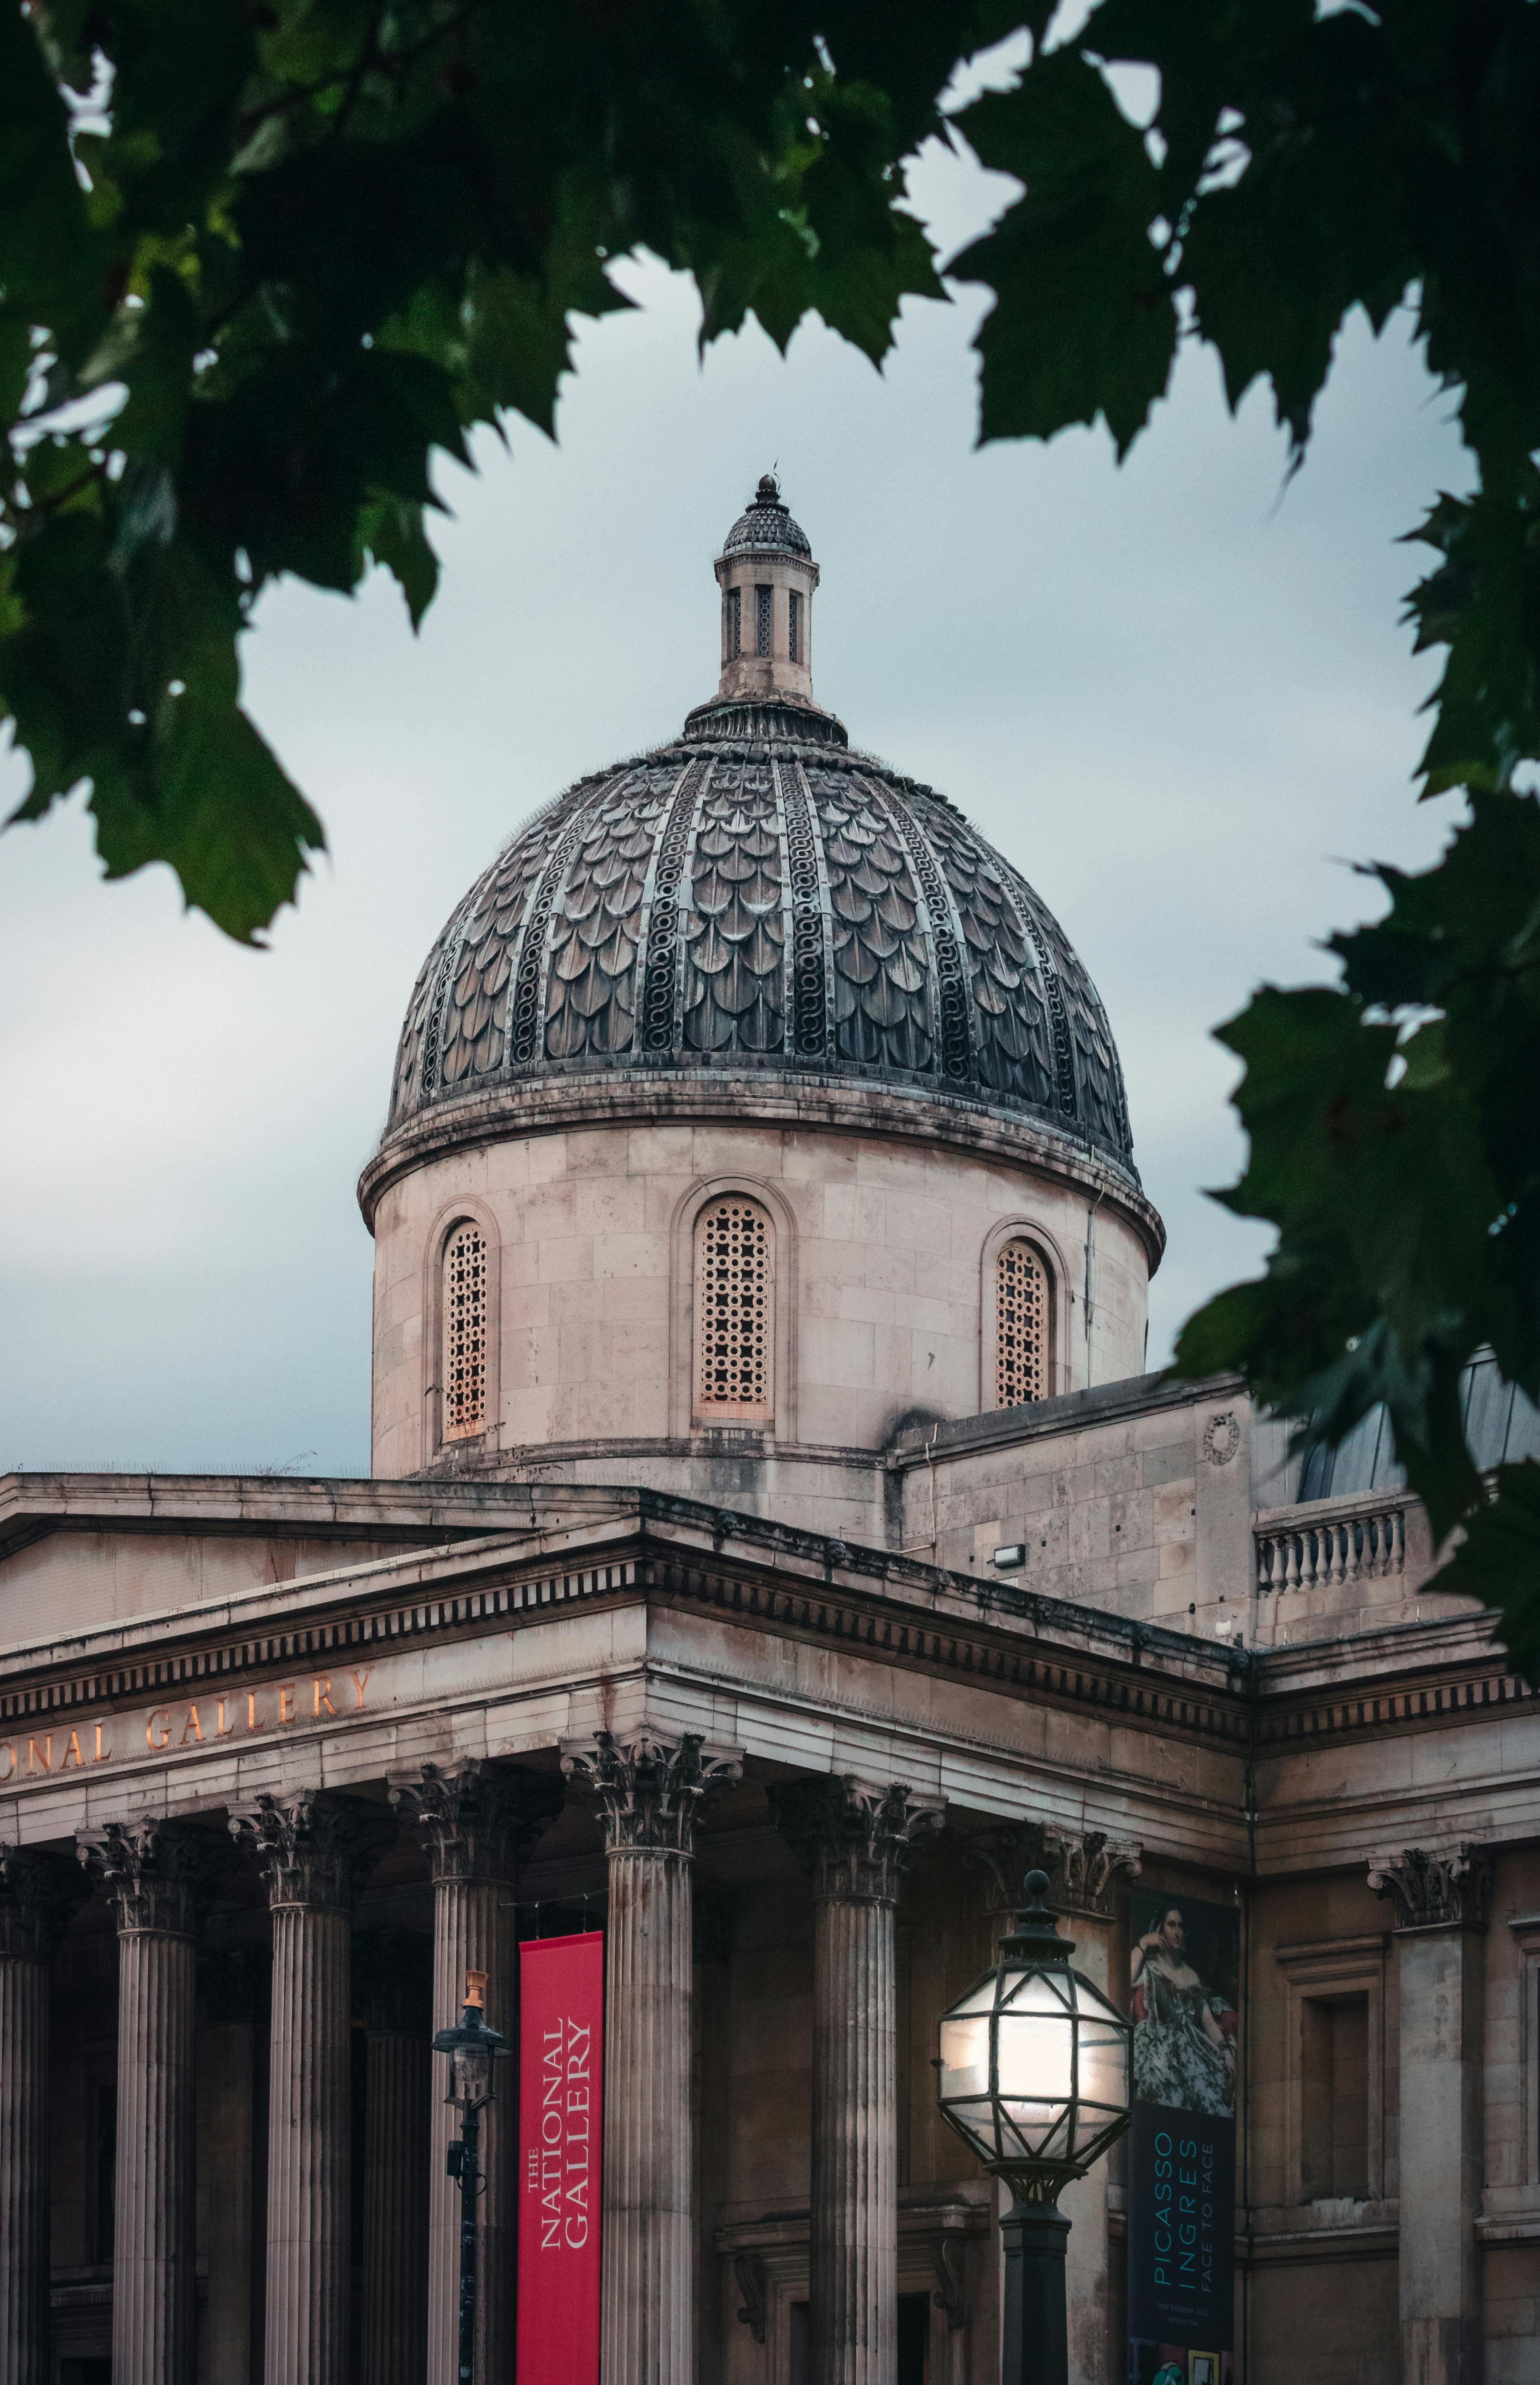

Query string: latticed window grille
788 590 801 663
442 1221 489 1441
694 1197 773 1420
756 584 772 657
726 586 741 659
995 1239 1049 1408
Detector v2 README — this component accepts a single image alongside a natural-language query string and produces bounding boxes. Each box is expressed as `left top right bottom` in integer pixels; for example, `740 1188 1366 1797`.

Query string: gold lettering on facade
94 1722 108 1763
180 1705 204 1745
62 1730 84 1770
277 1683 296 1724
28 1736 52 1774
216 1698 234 1737
247 1692 262 1732
348 1668 373 1708
313 1676 337 1719
147 1709 171 1751
0 1743 15 1782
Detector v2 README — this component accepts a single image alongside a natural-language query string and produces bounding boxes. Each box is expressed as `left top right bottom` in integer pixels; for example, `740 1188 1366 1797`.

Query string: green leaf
1401 475 1540 797
91 691 324 944
0 3 99 317
948 50 1176 456
359 493 439 628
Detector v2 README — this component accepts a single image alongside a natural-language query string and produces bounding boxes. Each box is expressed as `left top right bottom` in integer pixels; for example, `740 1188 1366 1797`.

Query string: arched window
995 1238 1049 1409
442 1220 489 1441
694 1197 774 1422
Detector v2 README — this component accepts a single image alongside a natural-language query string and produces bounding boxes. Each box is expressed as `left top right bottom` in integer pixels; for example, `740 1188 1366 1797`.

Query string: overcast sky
0 115 1469 1478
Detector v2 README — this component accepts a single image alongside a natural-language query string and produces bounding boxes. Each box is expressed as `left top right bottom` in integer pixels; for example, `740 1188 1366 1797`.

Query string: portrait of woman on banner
1129 1900 1238 2116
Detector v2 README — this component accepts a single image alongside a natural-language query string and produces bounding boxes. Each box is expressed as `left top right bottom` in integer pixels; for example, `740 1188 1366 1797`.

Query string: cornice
886 1369 1244 1469
0 1487 1522 1773
356 1070 1162 1262
0 1470 632 1566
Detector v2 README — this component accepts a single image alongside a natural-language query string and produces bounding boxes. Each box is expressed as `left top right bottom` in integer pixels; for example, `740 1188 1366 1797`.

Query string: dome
382 482 1137 1181
721 472 813 560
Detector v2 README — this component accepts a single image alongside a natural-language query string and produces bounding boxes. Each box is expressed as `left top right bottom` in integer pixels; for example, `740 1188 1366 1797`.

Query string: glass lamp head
432 1968 509 2112
936 1869 1132 2200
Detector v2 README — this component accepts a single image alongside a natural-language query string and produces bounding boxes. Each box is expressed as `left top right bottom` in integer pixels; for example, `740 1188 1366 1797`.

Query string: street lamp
935 1870 1132 2385
434 1968 509 2385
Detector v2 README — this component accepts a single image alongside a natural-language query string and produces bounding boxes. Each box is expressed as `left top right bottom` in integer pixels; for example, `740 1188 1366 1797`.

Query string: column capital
0 1845 89 1962
561 1729 742 1855
229 1789 394 1915
770 1774 944 1904
77 1816 231 1937
353 1930 433 2034
1368 1842 1493 1933
387 1756 563 1884
962 1821 1142 1925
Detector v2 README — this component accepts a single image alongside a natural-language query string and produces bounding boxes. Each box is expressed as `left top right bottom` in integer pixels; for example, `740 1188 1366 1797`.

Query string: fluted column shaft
812 1892 896 2385
605 1845 695 2384
0 1950 52 2382
77 1821 221 2385
562 1728 743 2385
266 1903 351 2385
229 1790 393 2385
429 1875 512 2385
118 1929 199 2384
388 1756 564 2385
772 1777 944 2385
361 2029 431 2385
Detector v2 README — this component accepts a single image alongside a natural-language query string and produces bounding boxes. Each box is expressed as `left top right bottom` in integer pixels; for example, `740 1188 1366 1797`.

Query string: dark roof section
720 471 812 560
386 732 1138 1177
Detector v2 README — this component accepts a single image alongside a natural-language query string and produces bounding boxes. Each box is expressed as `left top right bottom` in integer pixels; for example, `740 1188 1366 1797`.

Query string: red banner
518 1931 603 2385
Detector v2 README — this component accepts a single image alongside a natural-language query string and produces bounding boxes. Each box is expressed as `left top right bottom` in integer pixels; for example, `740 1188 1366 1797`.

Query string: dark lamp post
433 1969 509 2385
936 1870 1132 2385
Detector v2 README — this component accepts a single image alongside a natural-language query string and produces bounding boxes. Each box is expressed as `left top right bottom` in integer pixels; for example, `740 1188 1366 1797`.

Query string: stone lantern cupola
708 472 822 717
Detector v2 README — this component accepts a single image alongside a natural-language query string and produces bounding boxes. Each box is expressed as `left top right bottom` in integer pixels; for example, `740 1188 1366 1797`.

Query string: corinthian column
77 1819 229 2385
356 1933 433 2385
389 1757 564 2385
1371 1844 1492 2385
0 1849 86 2385
771 1776 945 2385
561 1730 743 2385
229 1792 394 2385
964 1824 1141 2385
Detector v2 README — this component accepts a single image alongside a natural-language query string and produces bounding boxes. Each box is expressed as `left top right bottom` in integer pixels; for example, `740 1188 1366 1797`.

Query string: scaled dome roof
384 482 1136 1180
721 471 813 560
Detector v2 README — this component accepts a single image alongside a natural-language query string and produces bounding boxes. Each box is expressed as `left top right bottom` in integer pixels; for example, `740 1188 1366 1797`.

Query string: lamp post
935 1869 1132 2385
433 1968 509 2385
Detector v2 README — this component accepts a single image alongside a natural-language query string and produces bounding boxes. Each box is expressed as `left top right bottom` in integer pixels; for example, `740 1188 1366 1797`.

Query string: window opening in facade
756 583 772 658
1300 1995 1369 2199
726 586 741 659
442 1220 489 1441
694 1196 773 1422
995 1238 1049 1408
788 589 801 664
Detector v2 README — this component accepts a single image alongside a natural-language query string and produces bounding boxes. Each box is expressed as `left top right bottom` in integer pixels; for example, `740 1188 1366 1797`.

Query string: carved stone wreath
1203 1411 1241 1467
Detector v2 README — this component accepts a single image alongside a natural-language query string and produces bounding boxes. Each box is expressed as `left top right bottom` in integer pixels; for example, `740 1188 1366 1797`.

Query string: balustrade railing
1254 1497 1410 1595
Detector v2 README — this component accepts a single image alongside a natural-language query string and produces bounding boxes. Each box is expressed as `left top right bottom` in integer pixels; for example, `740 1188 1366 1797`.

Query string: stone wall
368 1116 1151 1484
892 1376 1256 1647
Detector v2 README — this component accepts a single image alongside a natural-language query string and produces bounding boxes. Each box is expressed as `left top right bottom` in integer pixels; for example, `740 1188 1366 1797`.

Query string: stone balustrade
1254 1491 1416 1596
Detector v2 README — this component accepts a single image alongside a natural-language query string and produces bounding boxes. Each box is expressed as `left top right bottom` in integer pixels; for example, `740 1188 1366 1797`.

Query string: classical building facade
1 479 1537 2385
